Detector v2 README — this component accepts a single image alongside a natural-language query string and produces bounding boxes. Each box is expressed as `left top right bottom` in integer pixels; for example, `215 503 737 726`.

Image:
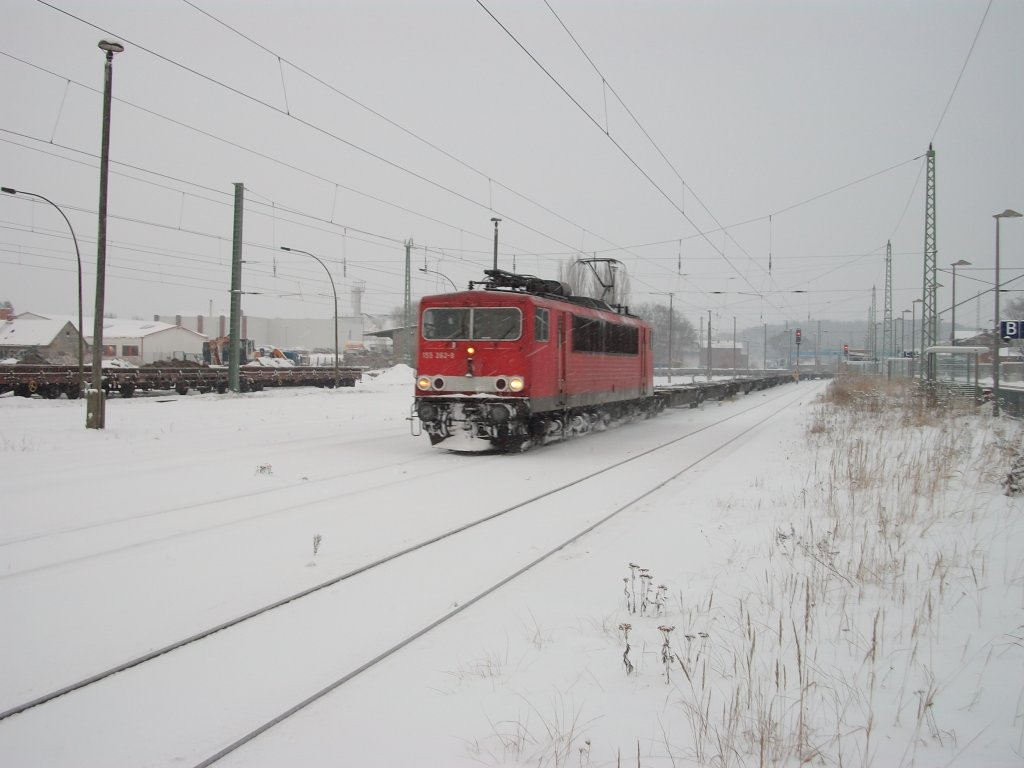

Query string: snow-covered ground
0 368 1021 767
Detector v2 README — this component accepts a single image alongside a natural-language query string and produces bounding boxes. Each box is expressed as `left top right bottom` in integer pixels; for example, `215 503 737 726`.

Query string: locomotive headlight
466 346 476 356
509 376 525 392
416 376 432 391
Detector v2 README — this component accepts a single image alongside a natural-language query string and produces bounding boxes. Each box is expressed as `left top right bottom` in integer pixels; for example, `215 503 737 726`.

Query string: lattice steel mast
921 144 937 378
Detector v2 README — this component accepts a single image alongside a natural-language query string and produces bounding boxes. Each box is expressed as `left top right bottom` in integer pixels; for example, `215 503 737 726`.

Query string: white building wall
104 327 206 364
157 314 364 351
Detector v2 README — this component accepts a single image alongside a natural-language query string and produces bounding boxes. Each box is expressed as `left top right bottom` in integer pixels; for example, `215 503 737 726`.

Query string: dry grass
662 373 1024 767
459 373 1023 766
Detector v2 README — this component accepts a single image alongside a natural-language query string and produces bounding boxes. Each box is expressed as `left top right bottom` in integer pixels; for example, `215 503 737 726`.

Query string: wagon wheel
66 383 82 400
121 381 136 398
175 381 189 396
27 379 38 394
44 383 61 399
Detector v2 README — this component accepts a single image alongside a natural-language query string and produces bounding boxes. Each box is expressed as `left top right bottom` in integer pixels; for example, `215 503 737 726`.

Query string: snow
0 369 1021 767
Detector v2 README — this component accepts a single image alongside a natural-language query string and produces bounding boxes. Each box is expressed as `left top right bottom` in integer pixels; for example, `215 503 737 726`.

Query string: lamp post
732 316 737 378
652 292 674 382
281 246 339 388
950 260 971 345
2 186 84 389
418 267 458 291
490 217 501 271
87 39 125 429
911 298 922 372
706 309 712 381
993 209 1022 417
900 310 910 357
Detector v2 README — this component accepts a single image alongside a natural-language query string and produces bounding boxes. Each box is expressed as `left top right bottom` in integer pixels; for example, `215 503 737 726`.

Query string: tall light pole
418 267 458 291
490 217 501 272
993 209 1022 417
732 316 737 378
281 246 339 388
652 292 674 382
2 186 84 389
87 39 124 429
900 310 910 357
911 298 922 363
706 309 712 381
949 259 971 345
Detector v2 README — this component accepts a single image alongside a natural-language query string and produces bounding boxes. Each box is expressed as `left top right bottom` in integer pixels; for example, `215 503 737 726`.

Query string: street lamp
490 217 501 272
993 209 1022 417
2 186 84 389
911 299 922 374
418 267 458 291
949 259 971 345
900 310 910 357
281 247 340 388
652 292 674 382
87 39 125 429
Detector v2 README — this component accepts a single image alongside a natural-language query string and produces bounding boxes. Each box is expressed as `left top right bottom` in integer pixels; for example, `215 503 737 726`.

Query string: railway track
0 381 820 766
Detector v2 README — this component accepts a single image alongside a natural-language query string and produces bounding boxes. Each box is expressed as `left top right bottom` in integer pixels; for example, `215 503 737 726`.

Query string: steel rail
194 382 812 766
0 382 802 724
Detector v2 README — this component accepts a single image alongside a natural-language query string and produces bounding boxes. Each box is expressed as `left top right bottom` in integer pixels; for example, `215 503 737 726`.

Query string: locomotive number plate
421 351 456 360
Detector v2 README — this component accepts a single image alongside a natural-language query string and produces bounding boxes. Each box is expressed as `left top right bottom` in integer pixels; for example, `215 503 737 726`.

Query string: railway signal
795 328 802 345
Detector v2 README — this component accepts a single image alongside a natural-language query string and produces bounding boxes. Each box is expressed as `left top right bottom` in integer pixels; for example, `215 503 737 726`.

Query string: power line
29 2 619 261
931 0 993 143
177 0 652 264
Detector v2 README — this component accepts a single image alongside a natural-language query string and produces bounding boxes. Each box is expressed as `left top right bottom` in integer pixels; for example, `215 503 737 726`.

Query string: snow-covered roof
0 319 74 346
18 312 207 340
92 319 206 340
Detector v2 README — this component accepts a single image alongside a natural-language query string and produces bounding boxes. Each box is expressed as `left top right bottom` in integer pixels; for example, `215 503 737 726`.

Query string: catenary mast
921 145 937 378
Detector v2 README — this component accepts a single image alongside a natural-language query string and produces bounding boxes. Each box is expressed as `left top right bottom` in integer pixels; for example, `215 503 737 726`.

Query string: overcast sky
2 0 1021 334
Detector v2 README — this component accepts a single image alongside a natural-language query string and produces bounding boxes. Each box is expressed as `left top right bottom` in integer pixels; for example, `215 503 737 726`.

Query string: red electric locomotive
412 269 659 451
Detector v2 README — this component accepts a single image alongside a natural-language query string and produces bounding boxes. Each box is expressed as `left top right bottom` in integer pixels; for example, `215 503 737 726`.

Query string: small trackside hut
412 269 659 451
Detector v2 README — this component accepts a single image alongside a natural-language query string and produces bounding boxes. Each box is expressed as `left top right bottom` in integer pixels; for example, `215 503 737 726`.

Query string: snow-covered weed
0 433 36 452
659 374 1023 766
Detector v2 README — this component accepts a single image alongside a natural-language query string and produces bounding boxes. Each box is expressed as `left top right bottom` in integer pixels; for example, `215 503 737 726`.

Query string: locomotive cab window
422 307 521 341
472 307 521 340
422 308 470 340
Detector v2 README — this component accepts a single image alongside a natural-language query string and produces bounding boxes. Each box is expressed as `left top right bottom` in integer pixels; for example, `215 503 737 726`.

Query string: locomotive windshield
422 307 522 341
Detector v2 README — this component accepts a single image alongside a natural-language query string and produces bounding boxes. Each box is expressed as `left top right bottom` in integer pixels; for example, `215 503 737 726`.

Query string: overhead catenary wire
28 3 637 266
8 3 1000 323
1 26 922 310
